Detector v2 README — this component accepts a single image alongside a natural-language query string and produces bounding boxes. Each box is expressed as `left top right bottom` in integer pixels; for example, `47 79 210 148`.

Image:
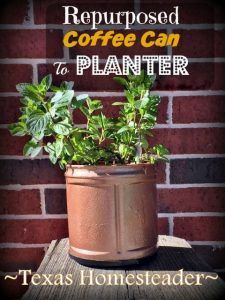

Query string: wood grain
22 236 225 300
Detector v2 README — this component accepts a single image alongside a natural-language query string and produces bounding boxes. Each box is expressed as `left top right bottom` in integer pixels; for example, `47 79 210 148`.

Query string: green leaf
53 119 72 135
55 139 64 157
17 84 42 102
117 126 129 134
76 94 89 101
27 111 50 134
113 77 128 87
51 90 74 108
71 94 88 109
44 143 58 164
64 143 74 156
23 140 42 158
33 131 45 141
135 97 149 109
8 122 26 136
16 83 30 93
125 90 134 104
60 81 74 90
112 102 125 106
40 74 52 91
87 100 103 113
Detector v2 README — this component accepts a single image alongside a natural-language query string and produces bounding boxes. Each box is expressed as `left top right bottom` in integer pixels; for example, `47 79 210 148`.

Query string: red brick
157 187 225 213
69 30 167 59
0 0 28 24
159 63 225 90
156 161 166 184
152 128 225 154
140 1 214 24
0 219 68 243
158 217 169 235
193 245 225 269
215 30 225 57
73 96 168 124
157 97 168 124
0 190 41 215
0 275 30 300
174 217 225 241
0 30 63 59
0 129 28 155
34 0 134 24
45 189 67 214
215 3 225 23
170 158 225 184
0 159 64 185
173 30 214 58
0 247 44 272
0 97 21 124
173 96 225 124
0 65 33 92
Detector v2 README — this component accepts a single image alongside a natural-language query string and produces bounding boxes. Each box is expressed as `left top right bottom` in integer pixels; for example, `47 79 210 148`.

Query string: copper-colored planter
65 164 158 265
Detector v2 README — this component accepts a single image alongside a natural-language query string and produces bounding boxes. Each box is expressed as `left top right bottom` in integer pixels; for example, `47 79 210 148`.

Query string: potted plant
9 71 168 266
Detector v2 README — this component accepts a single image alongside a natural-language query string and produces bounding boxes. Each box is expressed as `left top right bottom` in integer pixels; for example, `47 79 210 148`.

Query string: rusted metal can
65 164 158 265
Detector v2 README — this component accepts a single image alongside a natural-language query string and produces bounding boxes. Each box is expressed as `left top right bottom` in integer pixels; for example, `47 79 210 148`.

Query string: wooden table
22 236 225 299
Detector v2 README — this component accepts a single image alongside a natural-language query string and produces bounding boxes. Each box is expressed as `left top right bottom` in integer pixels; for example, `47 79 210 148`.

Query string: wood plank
22 236 225 300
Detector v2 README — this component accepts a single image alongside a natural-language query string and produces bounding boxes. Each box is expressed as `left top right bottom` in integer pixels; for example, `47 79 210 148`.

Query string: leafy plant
9 71 169 169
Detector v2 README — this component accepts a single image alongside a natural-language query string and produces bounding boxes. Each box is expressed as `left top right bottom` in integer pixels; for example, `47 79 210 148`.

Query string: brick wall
0 0 225 298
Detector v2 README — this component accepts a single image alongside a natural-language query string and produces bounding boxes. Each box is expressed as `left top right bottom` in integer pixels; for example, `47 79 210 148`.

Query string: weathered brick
0 0 28 24
0 247 45 272
140 1 214 24
173 96 225 123
158 217 169 235
0 159 64 185
45 189 67 214
73 96 168 124
0 219 68 243
193 245 225 269
215 2 225 23
215 30 225 57
156 161 166 184
0 30 63 58
0 129 28 155
152 128 225 154
0 97 21 124
159 63 225 90
173 30 214 58
69 30 167 59
174 217 225 241
0 190 41 215
170 158 225 184
34 0 134 24
0 64 33 92
157 187 225 213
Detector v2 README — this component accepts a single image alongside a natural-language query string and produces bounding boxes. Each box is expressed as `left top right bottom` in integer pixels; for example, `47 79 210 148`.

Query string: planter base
69 244 157 267
66 164 158 267
69 254 157 267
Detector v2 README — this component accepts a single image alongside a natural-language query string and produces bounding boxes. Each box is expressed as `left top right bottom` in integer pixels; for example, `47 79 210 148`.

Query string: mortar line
1 58 225 64
1 91 225 97
1 24 225 30
0 214 68 220
0 243 49 248
39 187 46 215
168 216 174 236
158 212 225 217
